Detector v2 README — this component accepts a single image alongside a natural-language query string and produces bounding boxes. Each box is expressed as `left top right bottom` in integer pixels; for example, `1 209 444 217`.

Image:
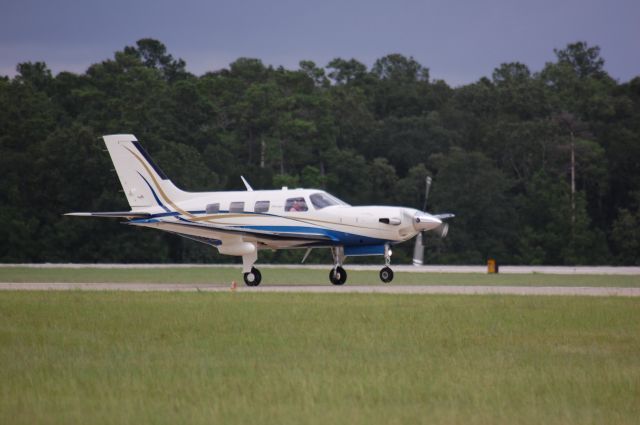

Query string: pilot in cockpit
287 198 308 212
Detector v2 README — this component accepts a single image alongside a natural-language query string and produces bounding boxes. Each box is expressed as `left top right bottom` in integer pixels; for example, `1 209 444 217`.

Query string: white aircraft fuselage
67 134 449 286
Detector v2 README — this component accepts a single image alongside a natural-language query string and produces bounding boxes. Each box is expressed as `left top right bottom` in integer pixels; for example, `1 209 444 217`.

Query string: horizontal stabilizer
65 211 151 219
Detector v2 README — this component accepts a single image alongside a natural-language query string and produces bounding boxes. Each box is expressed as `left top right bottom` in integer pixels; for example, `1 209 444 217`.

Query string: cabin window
205 203 220 214
310 192 349 209
285 197 308 212
229 202 245 213
254 200 270 213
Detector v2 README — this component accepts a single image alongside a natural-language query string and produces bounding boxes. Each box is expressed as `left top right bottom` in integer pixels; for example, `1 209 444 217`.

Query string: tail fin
103 134 192 209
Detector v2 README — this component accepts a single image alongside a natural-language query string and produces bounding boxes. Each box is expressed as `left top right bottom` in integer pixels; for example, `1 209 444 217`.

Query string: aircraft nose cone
414 213 442 231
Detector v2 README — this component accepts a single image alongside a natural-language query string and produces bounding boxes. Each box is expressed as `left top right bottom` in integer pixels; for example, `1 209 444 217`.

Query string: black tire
243 267 262 286
379 266 394 283
329 266 347 285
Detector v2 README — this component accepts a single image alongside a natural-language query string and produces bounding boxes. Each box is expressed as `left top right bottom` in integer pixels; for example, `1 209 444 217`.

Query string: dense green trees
1 39 638 264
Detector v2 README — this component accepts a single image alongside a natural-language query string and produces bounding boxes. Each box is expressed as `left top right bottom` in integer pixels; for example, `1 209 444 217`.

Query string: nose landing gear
379 244 394 283
379 266 393 283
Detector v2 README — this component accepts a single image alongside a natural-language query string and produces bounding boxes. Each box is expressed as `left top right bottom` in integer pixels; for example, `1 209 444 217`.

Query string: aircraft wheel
329 266 347 285
379 266 394 283
243 267 262 286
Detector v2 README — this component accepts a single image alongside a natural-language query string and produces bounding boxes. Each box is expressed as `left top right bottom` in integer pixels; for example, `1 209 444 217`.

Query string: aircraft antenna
240 176 254 191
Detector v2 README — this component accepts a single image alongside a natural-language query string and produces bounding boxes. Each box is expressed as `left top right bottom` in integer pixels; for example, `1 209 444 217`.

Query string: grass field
1 291 639 424
1 266 640 287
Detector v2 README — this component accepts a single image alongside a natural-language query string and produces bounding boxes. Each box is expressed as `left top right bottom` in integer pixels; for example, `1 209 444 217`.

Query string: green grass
1 292 639 424
1 266 639 286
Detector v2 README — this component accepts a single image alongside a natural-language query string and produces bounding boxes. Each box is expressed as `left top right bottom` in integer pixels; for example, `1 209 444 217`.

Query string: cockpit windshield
309 192 349 209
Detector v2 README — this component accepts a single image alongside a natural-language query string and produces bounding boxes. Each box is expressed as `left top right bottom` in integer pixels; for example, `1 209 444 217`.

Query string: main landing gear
241 248 262 286
329 266 347 285
243 267 262 286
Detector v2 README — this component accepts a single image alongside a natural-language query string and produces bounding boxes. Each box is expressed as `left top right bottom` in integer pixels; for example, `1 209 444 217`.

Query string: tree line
1 39 639 265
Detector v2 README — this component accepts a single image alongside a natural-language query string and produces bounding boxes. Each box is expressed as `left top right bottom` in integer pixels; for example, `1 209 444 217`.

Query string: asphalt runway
4 264 640 274
1 282 639 297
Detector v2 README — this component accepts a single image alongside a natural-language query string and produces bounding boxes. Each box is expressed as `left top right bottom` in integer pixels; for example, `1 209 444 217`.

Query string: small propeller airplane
67 135 454 286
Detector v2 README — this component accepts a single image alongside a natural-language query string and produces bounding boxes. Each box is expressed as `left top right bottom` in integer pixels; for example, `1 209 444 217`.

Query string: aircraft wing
128 219 336 247
65 211 152 219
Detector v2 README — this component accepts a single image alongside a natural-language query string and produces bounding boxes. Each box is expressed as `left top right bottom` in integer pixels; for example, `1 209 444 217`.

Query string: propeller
412 176 452 266
422 176 432 212
412 176 431 266
412 231 426 266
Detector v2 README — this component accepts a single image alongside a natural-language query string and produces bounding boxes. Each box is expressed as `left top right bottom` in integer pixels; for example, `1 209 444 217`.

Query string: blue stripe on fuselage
233 225 388 246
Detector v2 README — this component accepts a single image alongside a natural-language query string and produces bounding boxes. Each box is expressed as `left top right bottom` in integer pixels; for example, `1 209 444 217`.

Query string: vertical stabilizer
102 134 192 209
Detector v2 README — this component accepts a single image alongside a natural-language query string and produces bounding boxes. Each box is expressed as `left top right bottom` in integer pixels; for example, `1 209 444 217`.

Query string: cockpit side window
285 197 308 212
309 192 348 209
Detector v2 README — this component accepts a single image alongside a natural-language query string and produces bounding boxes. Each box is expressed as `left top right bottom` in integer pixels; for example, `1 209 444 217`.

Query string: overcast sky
1 0 638 86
